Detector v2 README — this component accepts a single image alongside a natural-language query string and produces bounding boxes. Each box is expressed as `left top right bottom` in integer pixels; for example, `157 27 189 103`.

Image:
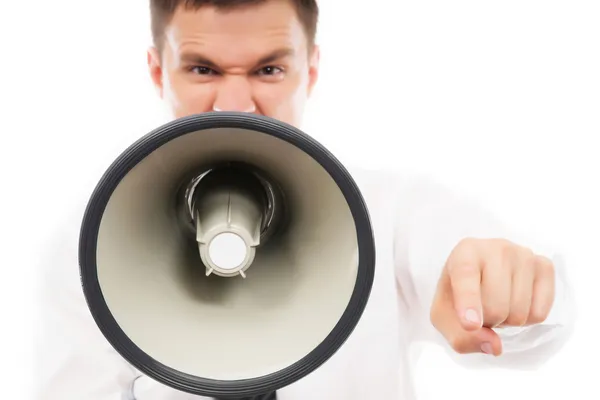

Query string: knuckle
457 236 475 246
455 237 479 252
535 255 555 274
490 237 512 251
484 306 510 325
494 237 512 247
448 335 472 354
506 311 529 326
522 247 535 258
498 240 516 261
528 307 549 324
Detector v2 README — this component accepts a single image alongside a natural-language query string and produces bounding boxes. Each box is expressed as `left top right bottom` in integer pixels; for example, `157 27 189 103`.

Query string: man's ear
147 46 164 98
307 44 320 97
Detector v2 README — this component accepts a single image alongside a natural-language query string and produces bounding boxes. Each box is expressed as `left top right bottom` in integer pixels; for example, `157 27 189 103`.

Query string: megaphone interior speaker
78 112 376 398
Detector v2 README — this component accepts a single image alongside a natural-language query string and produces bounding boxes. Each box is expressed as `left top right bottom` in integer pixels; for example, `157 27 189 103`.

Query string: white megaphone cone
78 112 375 399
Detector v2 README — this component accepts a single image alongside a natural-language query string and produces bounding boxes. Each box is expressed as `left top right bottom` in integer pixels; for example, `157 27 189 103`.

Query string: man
36 0 574 399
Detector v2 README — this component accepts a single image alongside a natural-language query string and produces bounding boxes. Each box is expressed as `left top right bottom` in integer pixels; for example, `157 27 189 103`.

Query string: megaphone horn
175 160 286 278
78 112 376 398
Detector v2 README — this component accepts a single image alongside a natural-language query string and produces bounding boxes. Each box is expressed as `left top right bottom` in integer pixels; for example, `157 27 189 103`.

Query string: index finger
446 249 483 331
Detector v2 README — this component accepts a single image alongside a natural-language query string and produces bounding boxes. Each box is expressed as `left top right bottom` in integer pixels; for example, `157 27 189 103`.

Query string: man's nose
212 76 256 113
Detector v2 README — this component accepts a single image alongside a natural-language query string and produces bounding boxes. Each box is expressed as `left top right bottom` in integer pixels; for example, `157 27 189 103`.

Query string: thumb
431 272 503 356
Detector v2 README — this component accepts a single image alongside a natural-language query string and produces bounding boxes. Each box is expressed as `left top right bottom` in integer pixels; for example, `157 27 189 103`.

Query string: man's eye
257 66 283 76
191 66 217 75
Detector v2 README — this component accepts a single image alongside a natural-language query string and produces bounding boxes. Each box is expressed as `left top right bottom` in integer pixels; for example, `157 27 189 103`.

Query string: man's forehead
164 2 307 55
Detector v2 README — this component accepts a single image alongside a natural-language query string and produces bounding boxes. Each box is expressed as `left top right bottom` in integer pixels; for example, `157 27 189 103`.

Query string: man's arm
34 208 139 400
391 173 575 369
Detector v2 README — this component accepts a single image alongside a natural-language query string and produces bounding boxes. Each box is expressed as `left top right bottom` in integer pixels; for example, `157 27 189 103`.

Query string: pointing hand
430 238 555 356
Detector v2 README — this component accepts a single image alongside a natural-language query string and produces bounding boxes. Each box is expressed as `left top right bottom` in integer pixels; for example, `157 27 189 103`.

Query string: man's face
147 0 319 128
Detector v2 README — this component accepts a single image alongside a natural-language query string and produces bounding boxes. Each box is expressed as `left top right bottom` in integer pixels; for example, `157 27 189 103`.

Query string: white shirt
34 167 575 400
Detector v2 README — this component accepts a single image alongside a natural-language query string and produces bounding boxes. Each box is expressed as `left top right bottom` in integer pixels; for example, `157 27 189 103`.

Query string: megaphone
78 112 376 399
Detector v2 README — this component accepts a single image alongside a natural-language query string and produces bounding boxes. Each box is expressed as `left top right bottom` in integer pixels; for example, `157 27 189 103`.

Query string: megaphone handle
213 391 277 400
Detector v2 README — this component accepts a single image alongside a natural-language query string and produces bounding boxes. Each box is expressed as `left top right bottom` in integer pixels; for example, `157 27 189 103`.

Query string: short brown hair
149 0 319 52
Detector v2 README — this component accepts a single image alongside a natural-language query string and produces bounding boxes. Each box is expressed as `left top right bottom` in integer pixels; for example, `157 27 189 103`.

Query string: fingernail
481 342 493 355
465 308 481 325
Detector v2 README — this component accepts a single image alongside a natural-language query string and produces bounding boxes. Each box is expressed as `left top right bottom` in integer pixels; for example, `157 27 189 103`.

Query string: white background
1 0 598 398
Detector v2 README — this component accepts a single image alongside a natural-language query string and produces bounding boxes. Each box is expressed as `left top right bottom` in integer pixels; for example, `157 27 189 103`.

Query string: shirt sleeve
34 206 140 400
391 173 576 370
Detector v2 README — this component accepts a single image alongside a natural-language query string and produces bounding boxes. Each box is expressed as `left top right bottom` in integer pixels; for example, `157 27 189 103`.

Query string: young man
36 1 574 399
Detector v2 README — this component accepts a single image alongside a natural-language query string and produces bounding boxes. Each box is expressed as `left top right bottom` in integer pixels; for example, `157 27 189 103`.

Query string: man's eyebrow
178 48 295 69
255 48 295 66
179 53 220 69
